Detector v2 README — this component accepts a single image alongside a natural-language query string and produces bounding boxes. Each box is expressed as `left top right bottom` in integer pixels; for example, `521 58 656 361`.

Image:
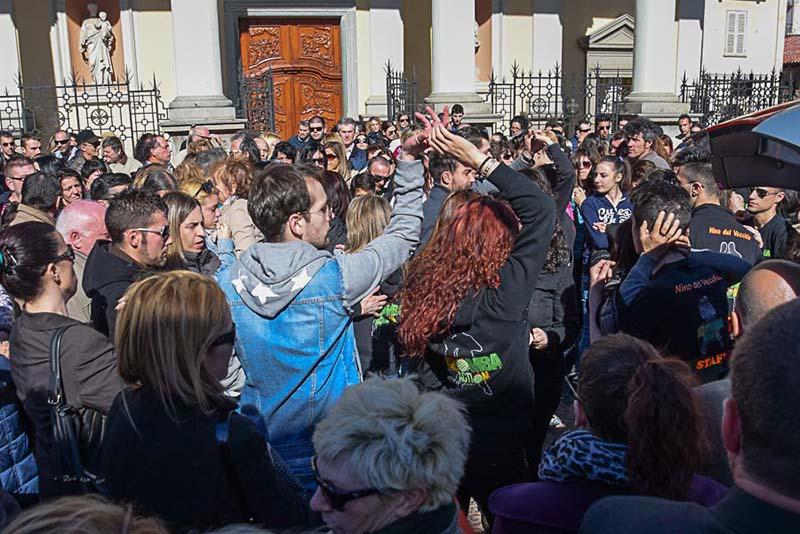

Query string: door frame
224 1 358 119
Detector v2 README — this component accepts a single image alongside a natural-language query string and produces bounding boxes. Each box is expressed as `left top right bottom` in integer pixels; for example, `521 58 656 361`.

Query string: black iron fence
679 68 793 127
237 64 275 133
0 74 165 144
385 61 417 120
487 63 631 135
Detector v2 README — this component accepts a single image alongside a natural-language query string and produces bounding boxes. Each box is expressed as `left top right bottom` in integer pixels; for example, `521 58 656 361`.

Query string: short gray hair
56 200 107 243
313 377 470 512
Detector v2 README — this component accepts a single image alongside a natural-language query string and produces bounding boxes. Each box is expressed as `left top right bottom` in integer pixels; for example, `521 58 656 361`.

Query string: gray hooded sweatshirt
229 158 424 317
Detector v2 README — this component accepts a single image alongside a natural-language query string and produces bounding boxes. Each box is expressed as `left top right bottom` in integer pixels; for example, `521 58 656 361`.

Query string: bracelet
477 155 493 175
481 158 501 178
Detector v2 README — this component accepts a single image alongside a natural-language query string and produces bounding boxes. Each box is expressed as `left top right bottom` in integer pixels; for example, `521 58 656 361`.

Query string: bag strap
216 411 250 517
47 325 73 407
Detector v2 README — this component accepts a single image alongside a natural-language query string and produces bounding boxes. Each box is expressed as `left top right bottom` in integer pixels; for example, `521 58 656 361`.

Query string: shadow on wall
402 0 432 99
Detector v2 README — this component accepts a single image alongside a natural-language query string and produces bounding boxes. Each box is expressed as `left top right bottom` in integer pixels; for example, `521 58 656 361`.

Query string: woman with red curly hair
399 125 556 522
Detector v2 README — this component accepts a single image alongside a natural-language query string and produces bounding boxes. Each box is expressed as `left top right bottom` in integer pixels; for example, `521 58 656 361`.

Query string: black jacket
9 312 121 497
527 265 579 358
82 241 145 339
579 486 800 534
99 387 311 531
423 164 555 433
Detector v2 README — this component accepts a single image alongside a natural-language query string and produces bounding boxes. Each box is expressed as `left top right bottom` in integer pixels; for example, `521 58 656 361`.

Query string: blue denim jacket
219 260 361 491
0 359 37 497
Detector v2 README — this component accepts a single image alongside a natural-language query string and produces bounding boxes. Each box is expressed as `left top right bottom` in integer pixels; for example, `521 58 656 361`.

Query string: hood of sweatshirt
229 240 332 319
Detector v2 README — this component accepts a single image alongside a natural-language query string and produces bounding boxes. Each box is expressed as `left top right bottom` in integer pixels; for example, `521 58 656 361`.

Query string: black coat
10 312 122 497
98 388 311 531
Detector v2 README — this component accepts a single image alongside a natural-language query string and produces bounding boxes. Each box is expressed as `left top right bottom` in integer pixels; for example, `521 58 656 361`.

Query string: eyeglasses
52 245 76 264
131 225 170 240
579 128 591 133
305 203 332 219
309 126 324 132
311 156 327 166
501 152 514 161
597 126 610 131
386 129 397 135
210 325 236 348
194 180 215 197
751 187 778 199
325 152 338 161
311 456 382 512
1 142 15 147
398 118 410 123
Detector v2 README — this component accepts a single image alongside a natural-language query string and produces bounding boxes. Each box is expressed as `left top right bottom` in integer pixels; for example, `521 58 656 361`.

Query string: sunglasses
210 325 236 348
579 128 591 133
309 126 324 132
356 137 368 144
312 456 382 511
325 153 338 161
55 139 70 145
597 126 610 131
750 187 777 199
52 245 76 264
1 142 15 147
311 157 327 165
398 118 410 123
131 225 170 240
386 129 397 135
194 180 215 197
579 160 592 170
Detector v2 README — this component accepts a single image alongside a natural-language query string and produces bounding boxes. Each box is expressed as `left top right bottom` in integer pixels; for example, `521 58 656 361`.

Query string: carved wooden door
240 18 343 140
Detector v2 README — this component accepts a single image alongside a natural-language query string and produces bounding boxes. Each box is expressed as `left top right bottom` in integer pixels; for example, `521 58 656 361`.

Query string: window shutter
736 12 747 55
726 11 737 55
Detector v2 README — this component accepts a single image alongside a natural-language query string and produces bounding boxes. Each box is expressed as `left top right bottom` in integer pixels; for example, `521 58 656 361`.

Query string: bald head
735 260 800 333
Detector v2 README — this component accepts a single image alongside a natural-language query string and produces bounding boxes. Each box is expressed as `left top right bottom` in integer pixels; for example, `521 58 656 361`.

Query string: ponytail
623 358 709 500
600 156 632 193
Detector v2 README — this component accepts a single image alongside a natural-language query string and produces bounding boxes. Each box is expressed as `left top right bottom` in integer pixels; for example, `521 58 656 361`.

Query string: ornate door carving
240 18 342 140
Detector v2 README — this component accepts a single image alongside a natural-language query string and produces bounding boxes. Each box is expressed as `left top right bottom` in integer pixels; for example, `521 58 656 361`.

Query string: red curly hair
399 197 519 357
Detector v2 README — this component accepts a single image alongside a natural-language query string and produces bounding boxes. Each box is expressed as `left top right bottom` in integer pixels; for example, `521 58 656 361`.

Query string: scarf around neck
538 429 628 487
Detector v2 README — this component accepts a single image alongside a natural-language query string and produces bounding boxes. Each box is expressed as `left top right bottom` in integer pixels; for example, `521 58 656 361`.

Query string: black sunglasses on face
750 187 777 199
312 456 382 511
1 142 15 147
51 245 76 264
356 137 368 144
55 139 70 145
310 126 324 132
210 325 236 348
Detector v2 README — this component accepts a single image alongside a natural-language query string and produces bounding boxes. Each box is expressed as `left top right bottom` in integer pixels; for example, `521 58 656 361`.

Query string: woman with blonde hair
98 271 310 530
2 494 168 534
324 139 351 184
162 192 233 276
211 158 264 257
256 132 281 161
178 175 230 260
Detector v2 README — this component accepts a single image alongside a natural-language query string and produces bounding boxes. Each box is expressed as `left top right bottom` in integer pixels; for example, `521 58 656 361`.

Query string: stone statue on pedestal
79 2 115 84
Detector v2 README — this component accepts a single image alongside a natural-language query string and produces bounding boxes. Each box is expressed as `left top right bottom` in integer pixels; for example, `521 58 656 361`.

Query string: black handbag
47 325 106 494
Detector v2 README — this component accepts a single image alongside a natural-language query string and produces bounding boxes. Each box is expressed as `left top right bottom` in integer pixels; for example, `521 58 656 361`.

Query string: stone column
0 0 20 93
624 0 688 133
365 0 404 118
425 0 493 122
163 0 242 134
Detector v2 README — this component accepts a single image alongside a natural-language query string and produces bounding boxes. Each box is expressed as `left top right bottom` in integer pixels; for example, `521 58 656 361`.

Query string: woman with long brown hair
490 334 726 533
398 125 555 522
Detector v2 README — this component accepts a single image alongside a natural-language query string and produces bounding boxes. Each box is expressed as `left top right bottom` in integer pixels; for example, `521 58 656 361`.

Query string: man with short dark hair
595 114 612 140
217 127 426 492
571 119 591 149
90 172 132 206
616 179 742 383
0 131 15 167
624 117 670 169
102 136 139 175
337 117 367 171
747 185 794 259
418 152 476 247
449 104 465 132
677 162 760 264
581 298 800 533
20 134 42 159
288 120 311 151
366 156 395 198
51 129 75 160
308 115 326 142
68 129 101 172
2 155 34 207
675 113 693 146
9 172 61 227
133 133 172 168
82 188 172 337
56 200 110 323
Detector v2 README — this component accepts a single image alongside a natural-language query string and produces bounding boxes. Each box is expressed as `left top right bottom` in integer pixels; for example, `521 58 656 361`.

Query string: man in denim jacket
218 126 426 492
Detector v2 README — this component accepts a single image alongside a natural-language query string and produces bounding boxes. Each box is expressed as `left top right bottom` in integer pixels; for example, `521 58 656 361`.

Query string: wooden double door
239 18 343 140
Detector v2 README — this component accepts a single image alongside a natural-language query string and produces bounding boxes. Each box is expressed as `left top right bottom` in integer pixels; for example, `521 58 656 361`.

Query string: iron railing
385 61 417 121
237 64 275 133
487 63 631 135
680 68 793 127
0 73 165 145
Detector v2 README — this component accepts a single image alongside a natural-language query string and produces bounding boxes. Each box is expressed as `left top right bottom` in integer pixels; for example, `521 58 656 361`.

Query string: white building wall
701 0 787 74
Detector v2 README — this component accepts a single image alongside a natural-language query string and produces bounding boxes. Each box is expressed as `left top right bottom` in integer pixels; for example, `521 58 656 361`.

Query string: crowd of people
0 101 796 534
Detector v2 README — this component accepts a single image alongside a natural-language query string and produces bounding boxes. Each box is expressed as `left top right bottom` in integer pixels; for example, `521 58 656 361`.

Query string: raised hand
401 105 448 160
426 124 485 169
